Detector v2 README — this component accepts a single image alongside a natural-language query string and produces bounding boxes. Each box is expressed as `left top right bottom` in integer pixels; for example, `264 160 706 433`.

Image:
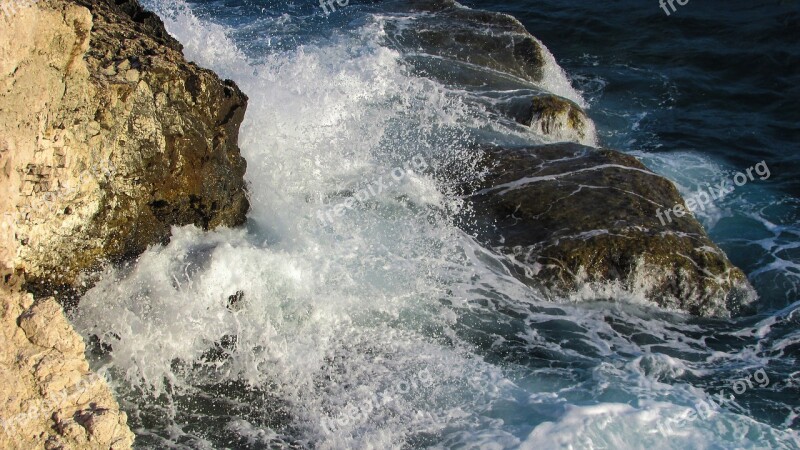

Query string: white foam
76 1 518 445
534 36 589 109
521 401 799 450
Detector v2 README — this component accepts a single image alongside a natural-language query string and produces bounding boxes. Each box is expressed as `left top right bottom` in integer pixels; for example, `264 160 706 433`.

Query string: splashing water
72 1 800 448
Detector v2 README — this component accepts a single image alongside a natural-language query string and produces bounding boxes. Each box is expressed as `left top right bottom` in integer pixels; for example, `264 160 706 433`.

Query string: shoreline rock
1 0 249 302
460 143 756 317
0 0 251 447
403 0 546 83
0 277 134 449
522 94 596 145
396 0 753 316
388 0 597 146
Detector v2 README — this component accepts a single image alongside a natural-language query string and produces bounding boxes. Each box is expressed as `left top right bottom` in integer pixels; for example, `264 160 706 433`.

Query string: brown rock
522 94 596 145
0 0 253 448
0 283 134 449
461 143 756 317
0 0 249 301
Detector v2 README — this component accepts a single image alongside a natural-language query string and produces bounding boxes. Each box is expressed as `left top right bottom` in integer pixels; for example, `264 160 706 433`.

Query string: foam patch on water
520 401 800 450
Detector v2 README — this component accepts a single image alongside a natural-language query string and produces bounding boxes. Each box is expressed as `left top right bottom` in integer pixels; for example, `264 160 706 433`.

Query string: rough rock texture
521 94 595 145
0 0 249 299
400 0 546 83
461 144 756 317
388 0 596 146
493 93 597 145
397 1 753 316
0 0 251 447
0 276 134 449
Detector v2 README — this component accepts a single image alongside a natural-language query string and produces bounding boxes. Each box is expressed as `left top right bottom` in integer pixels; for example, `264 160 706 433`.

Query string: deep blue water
72 0 800 448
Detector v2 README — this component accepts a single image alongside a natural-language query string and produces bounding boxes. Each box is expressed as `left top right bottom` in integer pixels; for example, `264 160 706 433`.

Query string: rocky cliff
0 0 250 447
1 0 249 299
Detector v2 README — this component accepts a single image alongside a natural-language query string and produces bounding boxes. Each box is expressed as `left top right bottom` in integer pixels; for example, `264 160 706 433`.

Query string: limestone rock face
0 0 252 448
461 144 756 317
0 0 249 298
0 279 134 449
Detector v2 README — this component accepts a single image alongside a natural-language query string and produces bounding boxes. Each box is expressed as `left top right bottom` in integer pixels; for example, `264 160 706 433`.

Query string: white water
76 2 520 446
71 1 800 448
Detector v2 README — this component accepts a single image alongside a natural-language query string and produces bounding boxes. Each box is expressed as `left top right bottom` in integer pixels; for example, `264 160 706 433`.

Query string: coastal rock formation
0 0 250 447
0 279 134 449
0 0 249 299
401 0 546 83
521 94 595 145
397 1 751 316
461 144 755 317
389 0 596 145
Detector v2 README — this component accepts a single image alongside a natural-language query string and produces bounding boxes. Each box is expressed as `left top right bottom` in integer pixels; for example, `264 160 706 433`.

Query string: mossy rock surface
460 143 755 317
391 0 547 83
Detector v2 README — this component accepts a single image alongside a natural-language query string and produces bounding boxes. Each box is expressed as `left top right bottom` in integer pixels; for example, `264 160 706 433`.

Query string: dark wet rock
227 290 246 311
522 94 594 143
487 93 596 145
386 2 596 144
389 1 547 84
406 0 459 13
460 143 755 317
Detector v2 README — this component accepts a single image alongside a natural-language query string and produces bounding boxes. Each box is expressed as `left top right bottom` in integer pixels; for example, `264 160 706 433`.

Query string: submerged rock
460 143 755 317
